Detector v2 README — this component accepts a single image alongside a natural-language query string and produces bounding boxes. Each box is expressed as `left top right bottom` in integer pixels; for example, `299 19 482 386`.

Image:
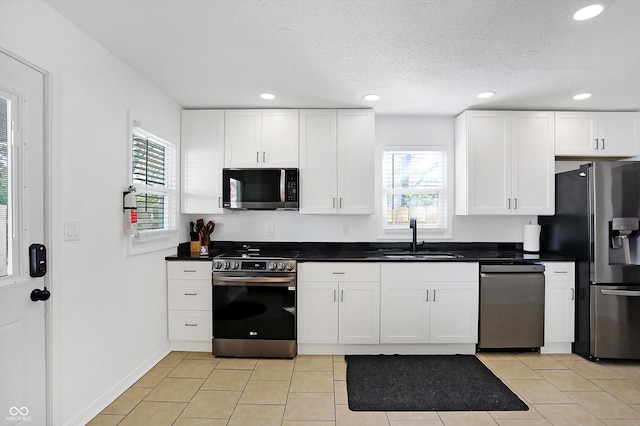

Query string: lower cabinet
297 262 480 352
297 263 380 344
541 261 575 354
167 261 213 351
380 263 479 344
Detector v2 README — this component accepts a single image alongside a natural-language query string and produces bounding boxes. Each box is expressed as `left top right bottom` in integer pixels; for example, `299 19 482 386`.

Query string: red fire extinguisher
123 186 138 235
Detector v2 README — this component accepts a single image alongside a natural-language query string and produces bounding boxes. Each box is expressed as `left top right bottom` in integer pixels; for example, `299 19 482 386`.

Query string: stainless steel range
212 250 298 358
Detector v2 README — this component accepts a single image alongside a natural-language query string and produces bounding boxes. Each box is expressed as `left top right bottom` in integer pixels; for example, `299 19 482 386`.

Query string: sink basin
383 252 463 260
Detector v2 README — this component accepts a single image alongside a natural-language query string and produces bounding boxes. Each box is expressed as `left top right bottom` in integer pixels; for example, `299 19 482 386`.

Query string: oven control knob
277 262 286 270
224 261 230 270
214 261 222 270
285 263 294 271
268 262 277 270
231 261 239 270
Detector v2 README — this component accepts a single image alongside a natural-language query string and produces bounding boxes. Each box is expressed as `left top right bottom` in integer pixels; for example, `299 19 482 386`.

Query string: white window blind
382 148 447 232
131 127 177 241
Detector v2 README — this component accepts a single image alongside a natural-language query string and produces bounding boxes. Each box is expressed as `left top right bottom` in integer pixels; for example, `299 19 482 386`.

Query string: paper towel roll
523 224 541 252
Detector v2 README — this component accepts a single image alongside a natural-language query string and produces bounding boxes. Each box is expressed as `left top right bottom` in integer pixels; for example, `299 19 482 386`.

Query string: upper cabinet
555 112 639 158
224 109 299 168
181 110 225 214
299 109 375 215
455 110 555 216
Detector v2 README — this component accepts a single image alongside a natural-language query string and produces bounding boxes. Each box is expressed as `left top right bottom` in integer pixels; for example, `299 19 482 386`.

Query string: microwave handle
280 169 285 202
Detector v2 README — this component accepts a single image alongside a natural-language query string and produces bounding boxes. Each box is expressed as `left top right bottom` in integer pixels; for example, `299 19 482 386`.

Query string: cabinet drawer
543 262 575 281
168 310 212 341
299 262 380 282
168 280 212 310
381 262 479 282
167 261 212 280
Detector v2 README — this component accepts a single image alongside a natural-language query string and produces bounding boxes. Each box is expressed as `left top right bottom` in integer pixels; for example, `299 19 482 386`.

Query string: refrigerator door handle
600 289 640 297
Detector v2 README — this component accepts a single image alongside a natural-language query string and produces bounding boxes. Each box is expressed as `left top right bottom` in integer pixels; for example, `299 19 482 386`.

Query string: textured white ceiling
44 0 640 115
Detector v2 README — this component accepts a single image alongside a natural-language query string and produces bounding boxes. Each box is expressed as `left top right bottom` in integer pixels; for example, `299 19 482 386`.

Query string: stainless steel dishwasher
478 263 545 350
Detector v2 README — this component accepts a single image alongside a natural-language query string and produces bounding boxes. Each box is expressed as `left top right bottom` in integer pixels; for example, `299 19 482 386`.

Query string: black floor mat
345 354 528 411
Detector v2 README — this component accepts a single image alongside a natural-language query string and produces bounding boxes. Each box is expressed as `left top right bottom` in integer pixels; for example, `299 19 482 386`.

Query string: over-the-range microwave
222 168 299 210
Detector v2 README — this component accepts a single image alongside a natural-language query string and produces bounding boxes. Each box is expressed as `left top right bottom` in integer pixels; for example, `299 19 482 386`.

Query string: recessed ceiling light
573 93 592 100
477 91 495 99
363 94 381 101
260 93 276 100
572 4 604 21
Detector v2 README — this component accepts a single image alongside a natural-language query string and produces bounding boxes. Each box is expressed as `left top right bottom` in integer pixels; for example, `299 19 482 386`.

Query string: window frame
128 125 178 255
378 144 453 240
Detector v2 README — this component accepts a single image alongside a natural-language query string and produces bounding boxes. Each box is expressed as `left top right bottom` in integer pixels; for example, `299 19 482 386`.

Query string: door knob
30 287 50 302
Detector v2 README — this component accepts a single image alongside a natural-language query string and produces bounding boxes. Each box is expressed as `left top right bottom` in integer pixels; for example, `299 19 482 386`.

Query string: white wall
195 115 536 244
1 1 181 424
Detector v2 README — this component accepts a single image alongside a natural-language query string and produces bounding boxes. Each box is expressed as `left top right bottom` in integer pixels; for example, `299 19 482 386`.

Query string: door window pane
0 96 10 277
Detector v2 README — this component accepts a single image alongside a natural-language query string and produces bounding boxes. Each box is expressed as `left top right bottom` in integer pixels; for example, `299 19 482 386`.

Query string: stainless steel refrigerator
540 161 640 360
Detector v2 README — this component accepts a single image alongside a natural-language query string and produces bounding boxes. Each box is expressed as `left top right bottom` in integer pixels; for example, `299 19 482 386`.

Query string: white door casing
0 50 47 425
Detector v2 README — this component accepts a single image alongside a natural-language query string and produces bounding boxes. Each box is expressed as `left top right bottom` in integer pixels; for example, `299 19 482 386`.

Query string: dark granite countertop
165 241 572 263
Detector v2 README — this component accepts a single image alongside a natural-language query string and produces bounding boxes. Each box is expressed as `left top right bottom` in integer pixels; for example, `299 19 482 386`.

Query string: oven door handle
213 276 295 287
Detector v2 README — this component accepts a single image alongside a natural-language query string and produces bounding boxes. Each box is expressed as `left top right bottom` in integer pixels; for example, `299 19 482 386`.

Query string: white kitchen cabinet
224 109 299 168
555 112 639 157
541 261 575 354
167 261 212 351
299 109 375 215
181 110 225 213
297 262 380 344
455 110 555 215
380 263 479 344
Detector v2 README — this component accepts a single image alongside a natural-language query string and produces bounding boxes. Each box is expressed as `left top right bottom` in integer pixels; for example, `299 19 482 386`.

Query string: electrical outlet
341 224 350 236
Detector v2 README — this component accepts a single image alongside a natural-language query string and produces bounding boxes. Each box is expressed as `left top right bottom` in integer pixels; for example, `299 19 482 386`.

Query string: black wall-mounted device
29 243 47 278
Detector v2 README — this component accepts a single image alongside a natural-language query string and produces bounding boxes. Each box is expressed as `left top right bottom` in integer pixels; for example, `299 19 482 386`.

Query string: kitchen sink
382 251 463 260
383 254 462 260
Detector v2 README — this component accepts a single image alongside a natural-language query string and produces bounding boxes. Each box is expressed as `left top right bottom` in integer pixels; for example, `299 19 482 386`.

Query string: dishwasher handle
480 264 545 273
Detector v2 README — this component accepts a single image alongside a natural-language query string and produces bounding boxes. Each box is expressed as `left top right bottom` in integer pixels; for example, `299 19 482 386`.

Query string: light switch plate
64 220 80 241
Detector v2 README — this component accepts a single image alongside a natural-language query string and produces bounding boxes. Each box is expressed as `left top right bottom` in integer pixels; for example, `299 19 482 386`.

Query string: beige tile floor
88 351 640 425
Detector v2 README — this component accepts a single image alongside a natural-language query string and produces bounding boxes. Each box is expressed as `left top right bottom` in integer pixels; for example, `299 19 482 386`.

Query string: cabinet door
544 262 575 344
181 110 225 213
465 111 512 214
511 111 555 215
299 109 338 214
262 109 299 167
338 282 380 344
544 280 575 343
598 112 639 157
297 281 339 344
224 110 262 167
380 281 430 343
429 281 479 344
555 112 598 156
337 109 375 214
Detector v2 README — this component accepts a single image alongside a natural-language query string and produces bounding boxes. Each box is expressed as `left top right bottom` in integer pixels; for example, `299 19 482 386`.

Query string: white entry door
0 51 47 425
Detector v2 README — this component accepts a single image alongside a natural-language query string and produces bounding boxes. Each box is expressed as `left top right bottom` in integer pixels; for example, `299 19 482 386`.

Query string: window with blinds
382 148 447 232
131 127 177 240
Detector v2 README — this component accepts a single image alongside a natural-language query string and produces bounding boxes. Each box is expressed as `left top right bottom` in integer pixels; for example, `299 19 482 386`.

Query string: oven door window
213 284 296 340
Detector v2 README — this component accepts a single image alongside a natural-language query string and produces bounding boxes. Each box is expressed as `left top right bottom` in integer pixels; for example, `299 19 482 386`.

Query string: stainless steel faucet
409 217 417 252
